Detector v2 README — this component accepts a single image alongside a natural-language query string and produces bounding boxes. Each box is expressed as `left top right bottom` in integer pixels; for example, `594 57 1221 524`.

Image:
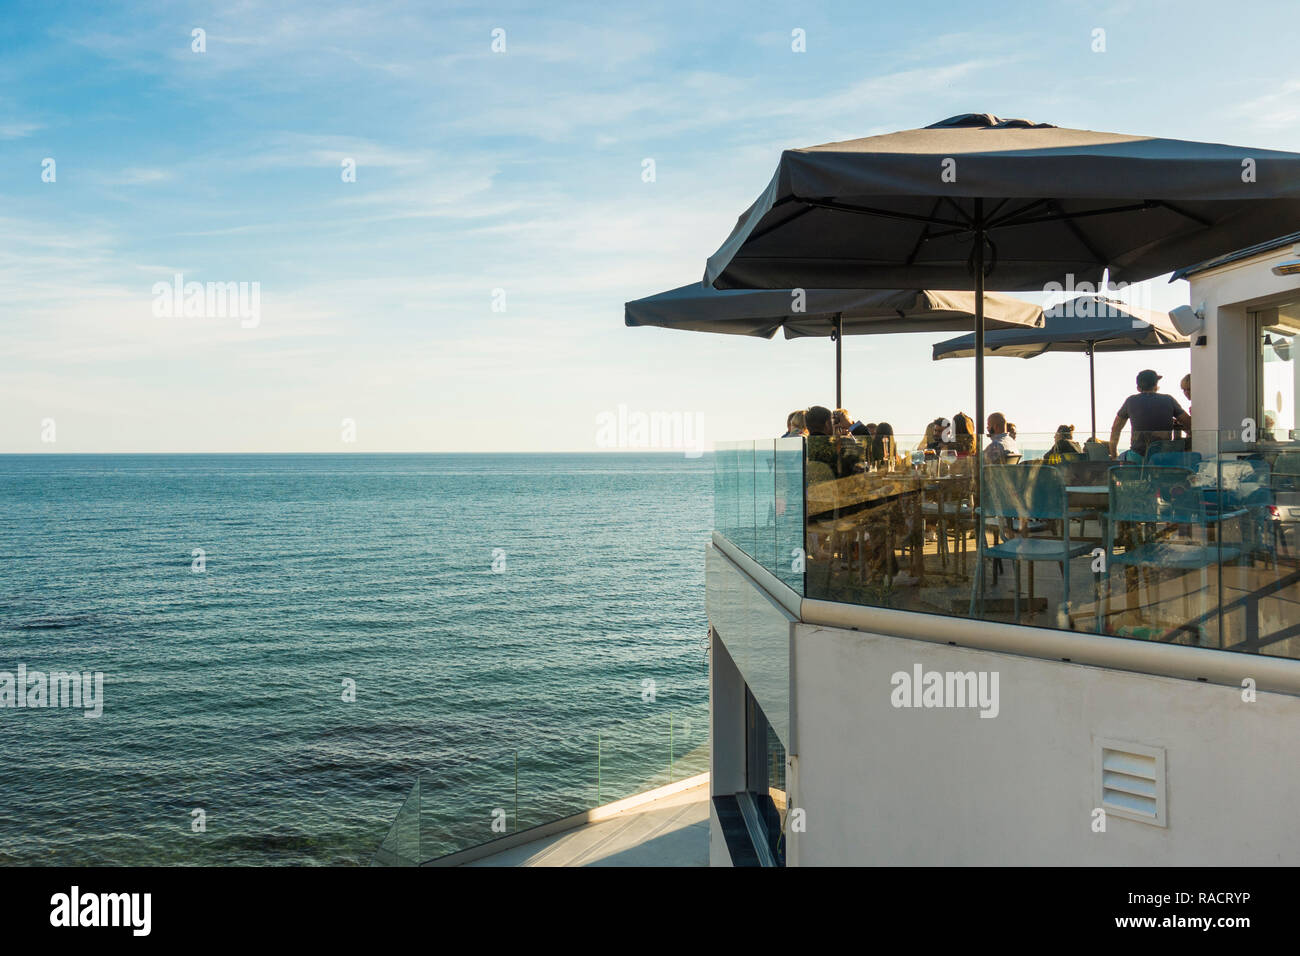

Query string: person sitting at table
782 410 807 438
1263 411 1278 442
952 412 976 457
984 412 1020 464
869 422 896 470
806 405 860 478
923 418 944 451
1108 369 1190 460
1044 424 1083 463
832 408 859 438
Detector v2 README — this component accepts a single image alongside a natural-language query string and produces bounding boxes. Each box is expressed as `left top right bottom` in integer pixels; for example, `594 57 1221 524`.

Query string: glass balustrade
374 706 708 866
713 427 1300 659
712 439 805 594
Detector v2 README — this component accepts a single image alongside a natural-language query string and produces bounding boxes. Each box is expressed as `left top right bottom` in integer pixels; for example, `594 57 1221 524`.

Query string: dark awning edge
1170 231 1300 281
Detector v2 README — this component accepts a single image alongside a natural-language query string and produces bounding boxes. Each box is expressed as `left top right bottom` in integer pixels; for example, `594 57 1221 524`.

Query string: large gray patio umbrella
930 295 1189 437
625 283 1042 406
701 112 1300 610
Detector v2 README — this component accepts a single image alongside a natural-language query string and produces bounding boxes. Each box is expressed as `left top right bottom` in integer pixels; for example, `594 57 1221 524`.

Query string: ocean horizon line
0 449 715 457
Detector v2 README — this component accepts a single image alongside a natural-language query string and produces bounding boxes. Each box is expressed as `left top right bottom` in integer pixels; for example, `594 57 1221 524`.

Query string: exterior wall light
1169 303 1205 336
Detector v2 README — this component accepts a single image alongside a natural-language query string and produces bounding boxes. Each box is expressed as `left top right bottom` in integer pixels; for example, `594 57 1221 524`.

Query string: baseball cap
1136 369 1161 388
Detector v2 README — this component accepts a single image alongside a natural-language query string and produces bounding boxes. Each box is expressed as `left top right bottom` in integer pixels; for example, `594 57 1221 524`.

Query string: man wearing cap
1108 370 1191 460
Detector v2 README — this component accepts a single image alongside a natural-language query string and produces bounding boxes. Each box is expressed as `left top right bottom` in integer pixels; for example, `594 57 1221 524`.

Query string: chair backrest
982 462 1067 520
1274 452 1300 476
1108 465 1204 523
1212 458 1271 507
1272 453 1300 493
1145 438 1189 457
1146 450 1202 470
1083 439 1110 461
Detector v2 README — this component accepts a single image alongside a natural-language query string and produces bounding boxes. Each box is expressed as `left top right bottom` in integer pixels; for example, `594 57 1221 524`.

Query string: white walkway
465 781 709 867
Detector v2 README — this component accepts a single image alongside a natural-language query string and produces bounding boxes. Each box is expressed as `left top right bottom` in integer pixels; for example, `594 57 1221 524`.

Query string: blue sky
2 0 1297 452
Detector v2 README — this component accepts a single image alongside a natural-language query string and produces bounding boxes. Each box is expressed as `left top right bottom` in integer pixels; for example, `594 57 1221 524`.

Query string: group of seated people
782 368 1196 478
783 405 902 478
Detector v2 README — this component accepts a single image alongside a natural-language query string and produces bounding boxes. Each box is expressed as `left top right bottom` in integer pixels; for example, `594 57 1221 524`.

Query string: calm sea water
0 453 712 865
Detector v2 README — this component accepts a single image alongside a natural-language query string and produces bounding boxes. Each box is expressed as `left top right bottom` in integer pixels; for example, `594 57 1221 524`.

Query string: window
744 687 787 866
1256 300 1300 441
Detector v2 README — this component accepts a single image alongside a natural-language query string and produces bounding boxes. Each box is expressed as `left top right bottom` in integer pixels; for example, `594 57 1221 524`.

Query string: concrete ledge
800 596 1300 697
423 772 710 867
710 532 801 617
706 533 1300 696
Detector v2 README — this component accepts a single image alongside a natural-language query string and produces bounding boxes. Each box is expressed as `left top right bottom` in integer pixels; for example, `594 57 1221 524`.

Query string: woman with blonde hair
782 409 808 438
832 408 855 438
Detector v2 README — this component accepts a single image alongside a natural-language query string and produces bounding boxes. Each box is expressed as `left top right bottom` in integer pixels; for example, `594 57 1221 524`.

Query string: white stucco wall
790 622 1300 865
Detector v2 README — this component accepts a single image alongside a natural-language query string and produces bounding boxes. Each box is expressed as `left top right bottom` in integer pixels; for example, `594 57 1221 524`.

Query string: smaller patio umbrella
930 295 1189 437
626 283 1042 407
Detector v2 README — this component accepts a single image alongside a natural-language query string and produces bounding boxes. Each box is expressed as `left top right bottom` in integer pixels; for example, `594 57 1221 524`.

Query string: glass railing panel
1211 425 1300 657
806 430 977 612
754 439 778 577
714 438 805 596
598 715 671 808
516 741 591 834
798 424 1298 659
714 441 741 546
774 437 805 594
414 751 519 862
376 704 712 865
667 706 711 780
374 776 421 866
737 440 757 560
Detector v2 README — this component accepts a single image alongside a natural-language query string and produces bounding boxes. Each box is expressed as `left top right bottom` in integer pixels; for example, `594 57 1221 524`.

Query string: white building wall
1187 240 1300 440
791 622 1300 865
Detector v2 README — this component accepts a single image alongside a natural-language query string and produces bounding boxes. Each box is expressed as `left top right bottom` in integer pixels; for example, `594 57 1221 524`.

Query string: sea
0 453 712 865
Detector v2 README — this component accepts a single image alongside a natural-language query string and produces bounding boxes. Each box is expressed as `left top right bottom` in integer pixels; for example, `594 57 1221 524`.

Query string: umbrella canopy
624 284 1043 338
930 296 1186 359
930 295 1189 437
626 283 1042 407
704 113 1300 292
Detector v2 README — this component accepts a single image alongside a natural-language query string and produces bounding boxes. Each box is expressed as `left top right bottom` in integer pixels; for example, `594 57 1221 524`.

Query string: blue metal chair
1146 451 1202 470
980 464 1096 625
1103 466 1242 640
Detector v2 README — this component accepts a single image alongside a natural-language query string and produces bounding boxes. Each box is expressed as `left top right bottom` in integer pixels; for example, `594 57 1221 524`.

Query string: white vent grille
1095 738 1166 827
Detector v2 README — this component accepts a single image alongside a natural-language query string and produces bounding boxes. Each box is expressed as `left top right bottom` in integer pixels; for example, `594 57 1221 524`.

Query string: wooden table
807 470 931 581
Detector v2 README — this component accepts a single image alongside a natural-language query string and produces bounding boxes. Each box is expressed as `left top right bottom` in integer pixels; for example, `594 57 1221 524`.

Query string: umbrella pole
972 200 986 618
1088 345 1097 439
834 312 843 409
